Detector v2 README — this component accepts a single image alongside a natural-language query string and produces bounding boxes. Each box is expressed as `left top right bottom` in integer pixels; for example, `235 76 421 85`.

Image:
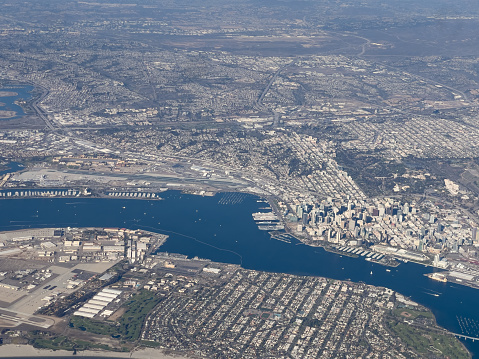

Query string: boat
386 269 391 272
426 272 447 283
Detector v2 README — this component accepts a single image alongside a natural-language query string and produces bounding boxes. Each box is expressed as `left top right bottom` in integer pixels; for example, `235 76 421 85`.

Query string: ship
258 225 284 231
426 272 447 283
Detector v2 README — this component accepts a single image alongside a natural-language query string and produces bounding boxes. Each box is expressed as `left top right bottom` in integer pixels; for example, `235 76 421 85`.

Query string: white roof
449 271 474 281
74 311 95 318
78 307 100 314
93 295 114 303
89 299 110 306
97 291 118 299
102 288 122 295
84 303 105 310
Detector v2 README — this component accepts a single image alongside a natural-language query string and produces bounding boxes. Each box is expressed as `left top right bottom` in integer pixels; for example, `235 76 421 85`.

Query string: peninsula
0 227 470 358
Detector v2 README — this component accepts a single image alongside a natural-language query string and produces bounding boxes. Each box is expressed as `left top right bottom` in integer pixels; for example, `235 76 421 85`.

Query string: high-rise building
302 213 309 225
353 227 360 238
297 206 303 220
433 253 440 266
348 219 356 232
378 205 385 217
437 223 443 233
453 242 459 252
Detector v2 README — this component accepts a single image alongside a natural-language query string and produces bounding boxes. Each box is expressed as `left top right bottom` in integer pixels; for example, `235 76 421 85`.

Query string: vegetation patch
70 316 118 336
387 320 469 359
30 335 116 352
70 290 162 341
392 307 434 320
119 290 163 340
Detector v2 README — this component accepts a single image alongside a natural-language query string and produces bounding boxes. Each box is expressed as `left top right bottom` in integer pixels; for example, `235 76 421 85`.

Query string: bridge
452 333 479 341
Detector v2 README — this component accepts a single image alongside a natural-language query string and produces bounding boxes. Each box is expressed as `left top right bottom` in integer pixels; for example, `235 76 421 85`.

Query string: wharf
324 246 359 258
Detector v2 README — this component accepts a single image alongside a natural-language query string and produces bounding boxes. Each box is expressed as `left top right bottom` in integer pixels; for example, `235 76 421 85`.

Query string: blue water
0 162 24 176
0 191 478 356
0 85 34 120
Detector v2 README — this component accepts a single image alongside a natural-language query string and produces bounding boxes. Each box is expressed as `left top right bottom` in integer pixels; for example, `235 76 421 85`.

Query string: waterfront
0 162 24 176
0 192 479 356
0 86 34 120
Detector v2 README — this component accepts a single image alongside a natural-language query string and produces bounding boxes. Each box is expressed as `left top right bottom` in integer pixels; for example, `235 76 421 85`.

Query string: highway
255 59 297 127
30 87 56 131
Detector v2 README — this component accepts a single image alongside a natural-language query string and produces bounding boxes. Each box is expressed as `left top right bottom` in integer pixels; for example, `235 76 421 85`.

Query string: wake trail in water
139 225 243 265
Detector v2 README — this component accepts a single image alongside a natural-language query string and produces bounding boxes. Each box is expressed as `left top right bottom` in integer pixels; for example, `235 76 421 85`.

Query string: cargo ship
426 272 447 283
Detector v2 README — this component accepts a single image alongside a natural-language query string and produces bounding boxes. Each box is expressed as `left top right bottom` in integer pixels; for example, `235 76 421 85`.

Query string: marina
0 193 478 355
217 192 248 205
323 246 359 258
0 189 81 198
106 191 164 199
329 245 385 261
269 232 296 244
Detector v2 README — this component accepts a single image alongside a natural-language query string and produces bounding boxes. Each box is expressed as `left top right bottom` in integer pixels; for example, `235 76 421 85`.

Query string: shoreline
0 110 17 119
0 344 188 359
0 197 475 357
0 91 19 97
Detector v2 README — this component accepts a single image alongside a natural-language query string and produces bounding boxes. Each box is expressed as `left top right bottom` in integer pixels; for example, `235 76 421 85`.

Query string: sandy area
0 91 18 97
0 110 16 119
0 344 189 358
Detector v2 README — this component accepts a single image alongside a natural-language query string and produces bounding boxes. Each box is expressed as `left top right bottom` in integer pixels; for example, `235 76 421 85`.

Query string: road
255 59 297 127
30 87 56 131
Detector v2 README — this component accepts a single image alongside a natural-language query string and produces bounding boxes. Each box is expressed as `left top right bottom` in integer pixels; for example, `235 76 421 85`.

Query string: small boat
370 271 373 275
386 269 391 272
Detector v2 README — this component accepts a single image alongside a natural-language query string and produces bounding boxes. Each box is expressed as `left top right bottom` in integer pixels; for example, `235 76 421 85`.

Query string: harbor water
0 191 478 355
0 85 34 120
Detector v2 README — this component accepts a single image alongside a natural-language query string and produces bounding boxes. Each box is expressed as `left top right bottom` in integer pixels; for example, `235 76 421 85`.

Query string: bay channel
0 191 478 356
